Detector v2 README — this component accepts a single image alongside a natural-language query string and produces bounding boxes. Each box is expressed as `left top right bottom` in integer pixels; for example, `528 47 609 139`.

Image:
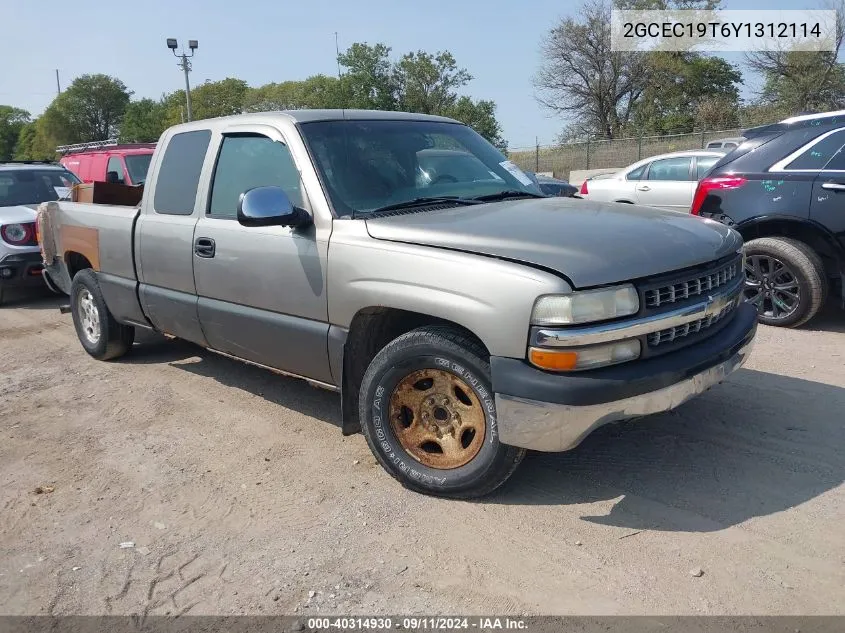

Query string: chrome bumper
495 338 754 452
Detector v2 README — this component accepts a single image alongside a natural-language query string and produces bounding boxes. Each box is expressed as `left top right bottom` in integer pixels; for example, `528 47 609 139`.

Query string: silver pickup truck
38 110 757 498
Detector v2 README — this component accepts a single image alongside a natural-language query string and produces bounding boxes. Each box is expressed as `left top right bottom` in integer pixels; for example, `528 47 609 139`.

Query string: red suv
58 140 155 186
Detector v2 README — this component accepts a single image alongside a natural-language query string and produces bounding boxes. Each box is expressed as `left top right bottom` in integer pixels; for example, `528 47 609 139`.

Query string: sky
0 0 813 149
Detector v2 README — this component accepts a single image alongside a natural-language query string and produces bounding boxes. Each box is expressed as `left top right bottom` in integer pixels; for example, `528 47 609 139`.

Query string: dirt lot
1 290 843 616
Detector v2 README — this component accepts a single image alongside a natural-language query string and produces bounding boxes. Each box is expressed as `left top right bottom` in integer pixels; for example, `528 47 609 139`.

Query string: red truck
58 139 155 186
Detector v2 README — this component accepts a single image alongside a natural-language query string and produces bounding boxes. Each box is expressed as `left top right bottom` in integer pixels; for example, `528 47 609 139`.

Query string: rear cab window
153 130 212 215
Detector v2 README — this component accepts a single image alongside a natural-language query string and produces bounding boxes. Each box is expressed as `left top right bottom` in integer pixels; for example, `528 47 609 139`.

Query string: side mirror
237 186 312 228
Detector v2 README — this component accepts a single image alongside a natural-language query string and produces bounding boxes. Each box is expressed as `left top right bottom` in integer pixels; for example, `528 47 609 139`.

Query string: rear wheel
70 269 135 360
359 325 525 498
743 237 827 328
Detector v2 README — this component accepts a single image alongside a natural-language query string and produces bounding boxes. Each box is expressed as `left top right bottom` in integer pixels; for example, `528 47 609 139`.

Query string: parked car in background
58 139 156 186
578 150 726 212
527 173 578 197
38 110 756 498
692 110 845 328
706 137 745 150
0 160 80 304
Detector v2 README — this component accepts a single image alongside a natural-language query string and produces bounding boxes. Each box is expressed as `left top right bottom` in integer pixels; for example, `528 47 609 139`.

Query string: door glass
106 156 124 184
646 157 693 181
626 164 647 180
785 129 845 170
209 134 303 219
696 156 720 179
823 143 845 170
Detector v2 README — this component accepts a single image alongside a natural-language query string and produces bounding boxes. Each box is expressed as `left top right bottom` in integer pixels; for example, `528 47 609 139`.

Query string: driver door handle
194 237 216 258
637 185 651 191
821 182 845 192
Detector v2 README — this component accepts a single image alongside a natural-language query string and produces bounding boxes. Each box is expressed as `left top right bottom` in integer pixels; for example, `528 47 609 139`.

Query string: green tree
445 97 507 151
632 53 742 134
393 51 472 114
46 74 132 142
243 75 343 112
189 78 249 119
13 118 61 160
337 43 397 110
746 0 845 114
119 98 169 142
0 106 30 160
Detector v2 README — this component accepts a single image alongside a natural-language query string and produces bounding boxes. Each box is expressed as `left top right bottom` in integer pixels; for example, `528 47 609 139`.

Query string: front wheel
359 326 525 498
743 237 827 328
70 269 135 360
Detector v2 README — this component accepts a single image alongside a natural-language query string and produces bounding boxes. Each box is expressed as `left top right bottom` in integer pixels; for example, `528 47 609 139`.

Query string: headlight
531 285 639 325
529 340 641 372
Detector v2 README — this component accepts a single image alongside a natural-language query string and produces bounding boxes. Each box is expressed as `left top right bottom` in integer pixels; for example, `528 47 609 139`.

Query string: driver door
192 125 331 383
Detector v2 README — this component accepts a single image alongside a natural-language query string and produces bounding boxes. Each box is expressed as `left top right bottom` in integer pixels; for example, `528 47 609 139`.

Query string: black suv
692 111 845 327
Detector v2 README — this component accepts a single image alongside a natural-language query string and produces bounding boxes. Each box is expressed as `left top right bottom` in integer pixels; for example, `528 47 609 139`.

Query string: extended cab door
135 128 213 346
634 156 696 211
192 124 332 383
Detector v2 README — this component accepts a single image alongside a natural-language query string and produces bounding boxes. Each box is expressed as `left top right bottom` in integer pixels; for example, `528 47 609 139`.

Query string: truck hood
364 197 742 288
0 204 38 224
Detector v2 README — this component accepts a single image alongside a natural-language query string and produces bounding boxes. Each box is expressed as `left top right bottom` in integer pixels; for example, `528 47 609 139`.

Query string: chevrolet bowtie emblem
705 293 730 317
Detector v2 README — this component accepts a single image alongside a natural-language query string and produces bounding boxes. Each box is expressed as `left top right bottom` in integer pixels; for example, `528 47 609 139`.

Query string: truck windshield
298 119 542 216
0 169 81 206
125 154 153 185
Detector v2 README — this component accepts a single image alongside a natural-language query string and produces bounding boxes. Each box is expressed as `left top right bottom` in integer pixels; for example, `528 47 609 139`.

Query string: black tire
359 325 526 499
70 269 135 360
743 237 828 328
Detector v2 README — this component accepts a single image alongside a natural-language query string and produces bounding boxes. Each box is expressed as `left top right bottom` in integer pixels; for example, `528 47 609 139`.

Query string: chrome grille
645 258 740 308
647 302 736 347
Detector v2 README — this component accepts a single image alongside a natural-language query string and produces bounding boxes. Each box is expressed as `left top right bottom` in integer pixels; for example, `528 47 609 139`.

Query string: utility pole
166 38 198 122
334 32 342 80
55 69 61 95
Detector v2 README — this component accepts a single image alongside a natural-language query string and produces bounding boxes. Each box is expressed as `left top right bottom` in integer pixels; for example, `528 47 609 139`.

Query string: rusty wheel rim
389 368 486 469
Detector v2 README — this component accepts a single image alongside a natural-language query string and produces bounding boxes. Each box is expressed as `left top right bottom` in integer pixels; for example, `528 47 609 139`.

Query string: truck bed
38 201 140 295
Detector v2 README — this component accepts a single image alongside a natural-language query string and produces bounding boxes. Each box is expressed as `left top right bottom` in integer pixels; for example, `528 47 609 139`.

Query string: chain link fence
509 128 746 180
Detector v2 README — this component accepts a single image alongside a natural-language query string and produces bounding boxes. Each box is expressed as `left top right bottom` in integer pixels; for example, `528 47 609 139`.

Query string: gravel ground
1 290 843 616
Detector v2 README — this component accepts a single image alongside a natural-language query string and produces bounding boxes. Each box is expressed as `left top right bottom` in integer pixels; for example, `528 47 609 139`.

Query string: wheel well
65 252 93 279
339 307 487 435
737 219 843 278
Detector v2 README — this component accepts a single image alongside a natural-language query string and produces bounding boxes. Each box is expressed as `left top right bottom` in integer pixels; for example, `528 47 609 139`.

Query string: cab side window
153 129 212 216
208 134 303 219
106 156 125 184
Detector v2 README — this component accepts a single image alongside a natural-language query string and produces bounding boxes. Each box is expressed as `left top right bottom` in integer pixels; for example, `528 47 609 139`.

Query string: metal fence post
638 134 643 160
700 130 705 148
535 136 539 172
586 138 591 170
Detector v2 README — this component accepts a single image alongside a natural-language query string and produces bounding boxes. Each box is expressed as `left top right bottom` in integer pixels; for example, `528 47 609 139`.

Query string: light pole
166 38 198 122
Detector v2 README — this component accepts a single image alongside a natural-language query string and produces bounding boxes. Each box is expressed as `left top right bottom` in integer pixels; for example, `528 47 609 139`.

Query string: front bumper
492 302 757 452
0 252 46 289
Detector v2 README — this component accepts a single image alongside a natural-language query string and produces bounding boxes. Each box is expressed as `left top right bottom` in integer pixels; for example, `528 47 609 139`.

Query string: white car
579 150 726 212
0 161 80 305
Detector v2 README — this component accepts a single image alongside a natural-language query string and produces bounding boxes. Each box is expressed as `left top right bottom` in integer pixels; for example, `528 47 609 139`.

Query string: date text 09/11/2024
306 617 528 630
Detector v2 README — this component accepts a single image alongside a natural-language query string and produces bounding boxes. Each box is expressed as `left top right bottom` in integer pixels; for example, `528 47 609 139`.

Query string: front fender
327 222 571 358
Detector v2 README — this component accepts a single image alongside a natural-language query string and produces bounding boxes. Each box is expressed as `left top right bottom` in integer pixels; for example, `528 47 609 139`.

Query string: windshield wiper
471 190 547 202
363 196 482 216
